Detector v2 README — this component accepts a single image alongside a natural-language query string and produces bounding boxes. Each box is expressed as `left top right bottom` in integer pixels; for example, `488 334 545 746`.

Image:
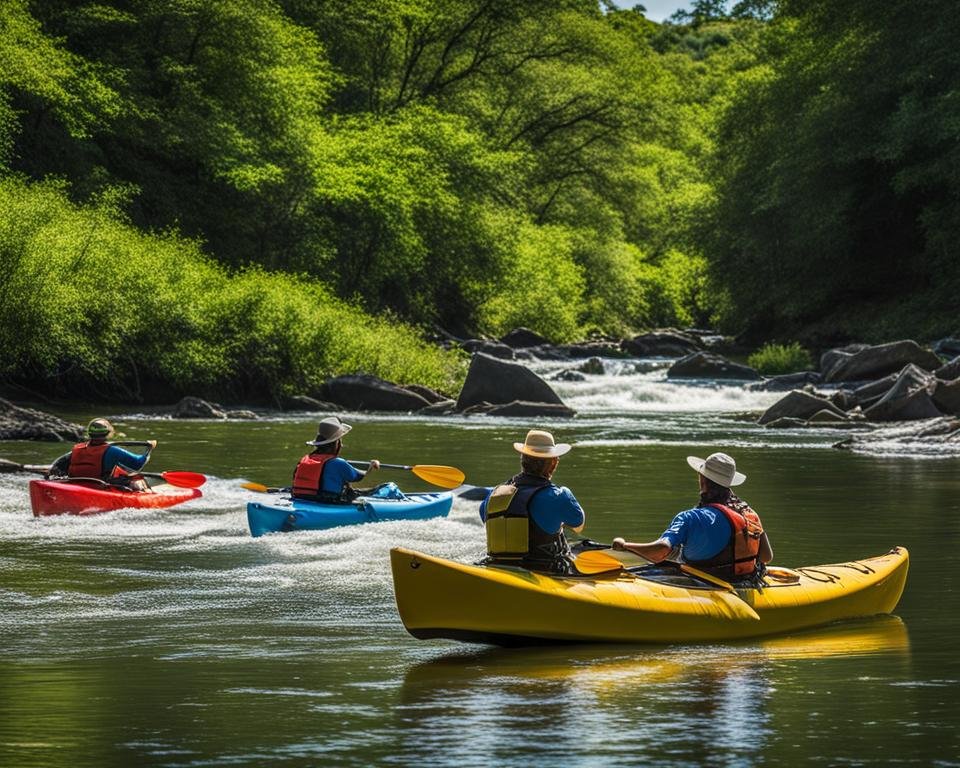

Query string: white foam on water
543 363 784 414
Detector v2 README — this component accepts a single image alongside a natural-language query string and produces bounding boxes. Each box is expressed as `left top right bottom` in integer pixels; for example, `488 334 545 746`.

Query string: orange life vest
292 453 335 498
68 441 110 479
689 502 764 578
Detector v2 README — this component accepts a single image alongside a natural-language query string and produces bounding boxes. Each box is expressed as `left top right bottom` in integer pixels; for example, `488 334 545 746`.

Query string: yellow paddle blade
241 482 270 493
410 464 466 489
574 550 626 575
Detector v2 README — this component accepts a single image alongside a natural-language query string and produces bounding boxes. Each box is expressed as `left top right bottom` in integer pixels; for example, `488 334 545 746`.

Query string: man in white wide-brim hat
479 429 585 574
612 452 773 580
290 416 381 502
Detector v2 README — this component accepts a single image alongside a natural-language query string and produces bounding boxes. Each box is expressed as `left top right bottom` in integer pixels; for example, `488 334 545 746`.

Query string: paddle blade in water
161 471 206 488
241 482 270 493
411 465 466 489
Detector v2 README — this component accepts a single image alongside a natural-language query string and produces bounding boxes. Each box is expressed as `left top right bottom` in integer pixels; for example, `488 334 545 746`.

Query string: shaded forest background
1 0 957 402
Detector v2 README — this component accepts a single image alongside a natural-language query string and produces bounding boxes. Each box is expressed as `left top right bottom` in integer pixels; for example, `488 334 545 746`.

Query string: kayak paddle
0 459 206 489
137 471 206 488
575 548 757 597
345 461 465 489
241 482 288 493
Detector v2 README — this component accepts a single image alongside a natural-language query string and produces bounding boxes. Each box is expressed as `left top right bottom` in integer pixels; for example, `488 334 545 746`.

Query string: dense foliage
705 0 960 343
0 0 955 400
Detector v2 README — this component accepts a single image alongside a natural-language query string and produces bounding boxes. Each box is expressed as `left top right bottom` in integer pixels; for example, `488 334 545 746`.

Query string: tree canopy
1 0 956 399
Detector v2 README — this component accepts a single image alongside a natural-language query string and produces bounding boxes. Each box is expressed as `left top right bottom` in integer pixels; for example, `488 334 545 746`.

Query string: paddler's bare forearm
611 536 672 562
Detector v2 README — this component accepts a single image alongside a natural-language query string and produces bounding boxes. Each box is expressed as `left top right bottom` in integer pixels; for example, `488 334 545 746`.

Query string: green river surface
1 361 958 767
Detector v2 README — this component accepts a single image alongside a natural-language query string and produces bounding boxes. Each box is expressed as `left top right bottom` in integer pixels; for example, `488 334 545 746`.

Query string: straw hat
513 429 571 458
687 452 745 487
306 416 353 446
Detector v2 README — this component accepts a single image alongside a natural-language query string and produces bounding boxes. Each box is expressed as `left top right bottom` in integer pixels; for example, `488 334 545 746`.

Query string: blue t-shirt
102 445 149 476
660 506 733 561
321 457 364 495
480 484 584 534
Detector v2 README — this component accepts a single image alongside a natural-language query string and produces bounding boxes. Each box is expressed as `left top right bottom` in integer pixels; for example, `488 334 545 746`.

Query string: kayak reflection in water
47 418 156 490
480 429 585 575
612 452 773 582
291 415 380 503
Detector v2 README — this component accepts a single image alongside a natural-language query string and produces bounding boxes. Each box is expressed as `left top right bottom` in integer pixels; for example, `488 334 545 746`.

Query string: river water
1 359 958 767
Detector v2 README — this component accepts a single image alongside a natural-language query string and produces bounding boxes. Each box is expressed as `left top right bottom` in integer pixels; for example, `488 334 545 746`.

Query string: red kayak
29 479 202 517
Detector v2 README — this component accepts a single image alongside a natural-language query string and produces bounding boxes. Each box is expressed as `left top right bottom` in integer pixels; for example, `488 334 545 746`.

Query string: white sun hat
686 452 746 487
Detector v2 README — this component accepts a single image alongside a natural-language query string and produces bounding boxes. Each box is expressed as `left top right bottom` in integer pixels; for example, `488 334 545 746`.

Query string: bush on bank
747 342 814 376
0 177 465 402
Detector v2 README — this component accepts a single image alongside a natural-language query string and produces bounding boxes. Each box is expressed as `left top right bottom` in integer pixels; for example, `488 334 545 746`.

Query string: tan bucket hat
306 416 353 446
513 429 571 458
687 452 745 487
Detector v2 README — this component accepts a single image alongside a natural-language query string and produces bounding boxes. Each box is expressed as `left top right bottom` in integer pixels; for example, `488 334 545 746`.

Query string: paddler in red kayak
47 418 157 489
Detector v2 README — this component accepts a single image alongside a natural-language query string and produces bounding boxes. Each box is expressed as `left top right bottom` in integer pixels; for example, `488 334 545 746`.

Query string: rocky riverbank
4 329 960 457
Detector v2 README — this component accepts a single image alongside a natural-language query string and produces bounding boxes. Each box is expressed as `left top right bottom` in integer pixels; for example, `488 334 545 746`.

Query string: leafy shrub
0 176 464 401
748 343 813 375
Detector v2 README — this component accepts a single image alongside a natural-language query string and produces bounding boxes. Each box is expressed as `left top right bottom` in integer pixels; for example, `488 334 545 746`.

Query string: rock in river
0 398 83 441
822 340 941 383
456 353 573 413
668 352 760 380
319 375 431 412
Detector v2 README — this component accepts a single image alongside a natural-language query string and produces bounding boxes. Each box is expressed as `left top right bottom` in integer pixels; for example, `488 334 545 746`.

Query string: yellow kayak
390 546 909 645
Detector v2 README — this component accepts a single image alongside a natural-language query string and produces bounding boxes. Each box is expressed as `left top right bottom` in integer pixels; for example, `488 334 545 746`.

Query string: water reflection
395 618 909 767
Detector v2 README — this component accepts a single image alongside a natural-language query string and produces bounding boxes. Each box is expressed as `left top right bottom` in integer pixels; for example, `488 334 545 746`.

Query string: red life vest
690 502 764 577
68 441 110 479
292 453 335 498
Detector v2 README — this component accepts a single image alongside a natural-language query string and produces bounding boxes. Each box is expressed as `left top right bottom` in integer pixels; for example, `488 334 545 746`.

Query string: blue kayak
246 490 454 537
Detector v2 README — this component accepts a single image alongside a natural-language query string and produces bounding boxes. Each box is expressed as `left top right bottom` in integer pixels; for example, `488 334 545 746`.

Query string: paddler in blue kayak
612 452 773 581
292 416 381 502
47 418 157 489
480 429 585 575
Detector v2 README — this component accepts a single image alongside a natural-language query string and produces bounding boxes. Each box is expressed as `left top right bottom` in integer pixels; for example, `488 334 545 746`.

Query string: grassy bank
0 176 465 404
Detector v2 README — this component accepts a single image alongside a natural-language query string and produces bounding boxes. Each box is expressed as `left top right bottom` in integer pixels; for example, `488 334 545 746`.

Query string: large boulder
819 344 868 377
0 399 83 441
667 352 760 380
500 327 551 348
622 330 700 358
173 397 227 419
456 353 569 411
279 394 340 412
758 390 847 426
933 378 960 416
822 340 942 383
863 364 941 422
485 401 577 418
320 375 431 412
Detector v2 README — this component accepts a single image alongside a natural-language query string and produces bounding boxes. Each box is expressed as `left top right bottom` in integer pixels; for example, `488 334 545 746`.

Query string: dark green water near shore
1 405 958 767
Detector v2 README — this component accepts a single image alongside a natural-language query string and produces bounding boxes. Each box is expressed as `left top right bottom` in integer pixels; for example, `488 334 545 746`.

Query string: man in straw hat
480 429 585 575
612 452 772 580
291 416 380 502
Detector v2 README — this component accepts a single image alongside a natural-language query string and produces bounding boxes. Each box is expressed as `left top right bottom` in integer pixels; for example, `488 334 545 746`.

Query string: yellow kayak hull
390 546 909 645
